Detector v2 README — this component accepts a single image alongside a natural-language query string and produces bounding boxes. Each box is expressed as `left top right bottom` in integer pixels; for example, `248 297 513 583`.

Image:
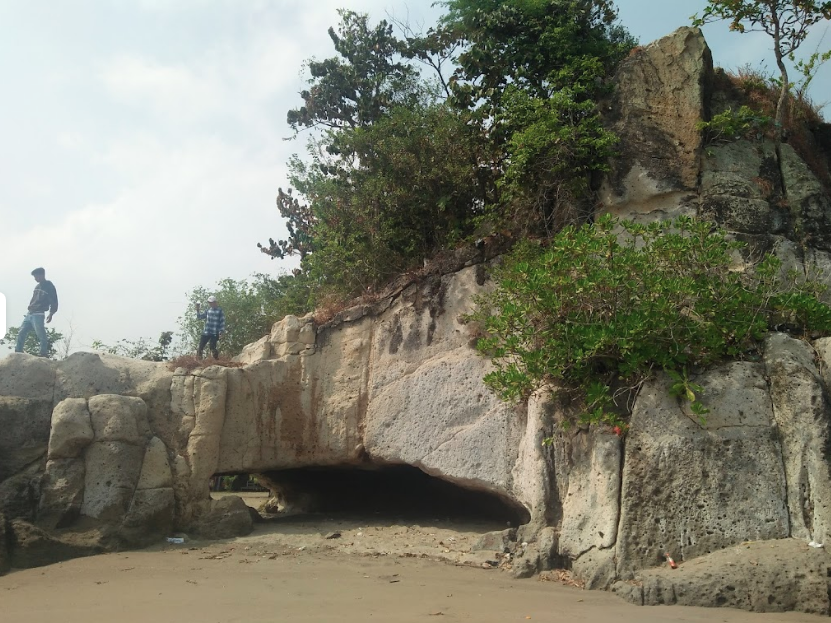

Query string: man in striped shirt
195 295 226 359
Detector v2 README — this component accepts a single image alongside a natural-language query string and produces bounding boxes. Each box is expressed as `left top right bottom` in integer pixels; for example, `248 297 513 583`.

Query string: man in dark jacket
15 267 59 357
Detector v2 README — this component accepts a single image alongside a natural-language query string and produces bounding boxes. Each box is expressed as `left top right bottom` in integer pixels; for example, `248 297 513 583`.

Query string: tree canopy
286 9 422 132
261 2 636 308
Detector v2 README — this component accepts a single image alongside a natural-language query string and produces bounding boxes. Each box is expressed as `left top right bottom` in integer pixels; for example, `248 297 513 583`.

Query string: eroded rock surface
613 539 831 614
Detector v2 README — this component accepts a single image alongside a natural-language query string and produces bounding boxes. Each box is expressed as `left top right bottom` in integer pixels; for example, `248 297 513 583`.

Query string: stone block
82 442 143 520
88 394 146 444
48 398 94 459
137 437 173 490
37 458 85 529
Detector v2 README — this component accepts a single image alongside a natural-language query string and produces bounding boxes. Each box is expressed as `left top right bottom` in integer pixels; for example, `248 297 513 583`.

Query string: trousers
198 334 219 359
15 313 48 356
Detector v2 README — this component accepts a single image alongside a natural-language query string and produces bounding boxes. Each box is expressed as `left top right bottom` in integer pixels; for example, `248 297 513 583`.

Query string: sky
1 0 830 358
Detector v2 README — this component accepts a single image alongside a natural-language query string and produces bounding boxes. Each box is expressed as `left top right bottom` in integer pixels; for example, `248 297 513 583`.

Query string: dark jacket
28 280 58 314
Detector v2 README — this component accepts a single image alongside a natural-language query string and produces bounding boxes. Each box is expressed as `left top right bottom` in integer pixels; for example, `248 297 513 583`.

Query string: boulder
602 27 711 217
0 513 9 575
0 354 55 400
120 488 175 546
235 334 271 364
8 519 102 569
365 351 521 495
136 437 173 490
780 144 831 251
510 543 539 579
699 141 788 236
471 528 517 553
48 398 94 459
767 334 831 546
194 496 253 540
87 394 146 444
54 353 175 446
268 314 316 357
552 426 621 581
614 539 831 615
0 462 43 522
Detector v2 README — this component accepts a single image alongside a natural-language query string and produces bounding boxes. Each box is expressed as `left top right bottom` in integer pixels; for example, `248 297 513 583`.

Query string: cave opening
256 464 531 527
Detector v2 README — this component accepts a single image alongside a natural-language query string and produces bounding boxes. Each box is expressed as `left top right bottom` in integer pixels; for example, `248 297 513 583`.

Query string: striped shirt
197 307 226 336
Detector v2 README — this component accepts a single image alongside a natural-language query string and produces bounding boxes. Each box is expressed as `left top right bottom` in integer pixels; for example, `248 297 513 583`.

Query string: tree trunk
773 26 789 141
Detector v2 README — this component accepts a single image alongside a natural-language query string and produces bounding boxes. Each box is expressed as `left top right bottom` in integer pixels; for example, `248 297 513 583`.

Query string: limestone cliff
1 27 831 614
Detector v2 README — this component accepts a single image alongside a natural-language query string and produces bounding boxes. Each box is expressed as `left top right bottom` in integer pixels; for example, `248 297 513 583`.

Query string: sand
0 494 826 623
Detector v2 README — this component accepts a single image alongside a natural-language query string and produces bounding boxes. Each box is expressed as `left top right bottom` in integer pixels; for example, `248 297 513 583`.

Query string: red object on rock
665 553 678 569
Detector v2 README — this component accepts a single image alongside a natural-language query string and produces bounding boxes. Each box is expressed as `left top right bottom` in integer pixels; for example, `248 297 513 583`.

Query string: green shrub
697 105 771 144
470 215 831 427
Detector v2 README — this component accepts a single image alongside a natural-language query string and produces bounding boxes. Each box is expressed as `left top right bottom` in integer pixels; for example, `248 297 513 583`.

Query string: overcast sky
1 1 830 358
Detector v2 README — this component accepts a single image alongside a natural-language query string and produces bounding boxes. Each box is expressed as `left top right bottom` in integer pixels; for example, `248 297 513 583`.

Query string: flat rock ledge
612 539 831 615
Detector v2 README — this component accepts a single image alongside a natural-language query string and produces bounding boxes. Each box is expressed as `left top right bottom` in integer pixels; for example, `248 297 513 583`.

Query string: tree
440 0 634 118
262 2 635 308
257 188 316 261
266 9 495 302
1 326 65 358
438 0 635 233
286 9 421 132
92 332 173 362
693 0 831 134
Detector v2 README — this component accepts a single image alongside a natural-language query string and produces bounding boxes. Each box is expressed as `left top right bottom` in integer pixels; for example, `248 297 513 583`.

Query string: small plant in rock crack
667 368 710 425
696 105 771 144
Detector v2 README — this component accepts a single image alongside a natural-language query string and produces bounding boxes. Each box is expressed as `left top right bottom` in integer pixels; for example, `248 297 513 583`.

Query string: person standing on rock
195 295 225 359
15 267 59 357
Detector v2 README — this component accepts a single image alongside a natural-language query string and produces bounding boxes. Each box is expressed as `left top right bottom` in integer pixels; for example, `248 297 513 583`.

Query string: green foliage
790 48 831 104
92 332 173 362
692 0 831 51
265 2 636 309
286 9 421 131
438 0 635 234
178 275 304 357
696 105 772 143
1 326 64 358
693 1 831 131
667 368 710 423
471 215 831 427
257 188 316 261
441 0 635 115
281 100 491 301
497 75 619 233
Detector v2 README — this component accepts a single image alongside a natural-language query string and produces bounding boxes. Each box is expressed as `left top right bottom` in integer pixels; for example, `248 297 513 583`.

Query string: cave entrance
256 464 531 527
209 473 269 511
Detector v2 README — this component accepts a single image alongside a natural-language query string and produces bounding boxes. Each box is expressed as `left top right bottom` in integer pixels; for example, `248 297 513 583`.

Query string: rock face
616 363 789 579
1 26 831 616
601 26 710 220
613 539 831 614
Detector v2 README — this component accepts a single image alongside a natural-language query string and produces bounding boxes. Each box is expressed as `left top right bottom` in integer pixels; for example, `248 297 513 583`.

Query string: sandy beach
0 494 827 623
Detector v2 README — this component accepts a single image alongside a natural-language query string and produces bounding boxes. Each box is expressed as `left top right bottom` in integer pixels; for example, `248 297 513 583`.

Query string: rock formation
1 27 831 614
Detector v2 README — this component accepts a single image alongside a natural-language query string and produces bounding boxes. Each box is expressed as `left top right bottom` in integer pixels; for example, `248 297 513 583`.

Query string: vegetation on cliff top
76 1 831 378
257 0 636 309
